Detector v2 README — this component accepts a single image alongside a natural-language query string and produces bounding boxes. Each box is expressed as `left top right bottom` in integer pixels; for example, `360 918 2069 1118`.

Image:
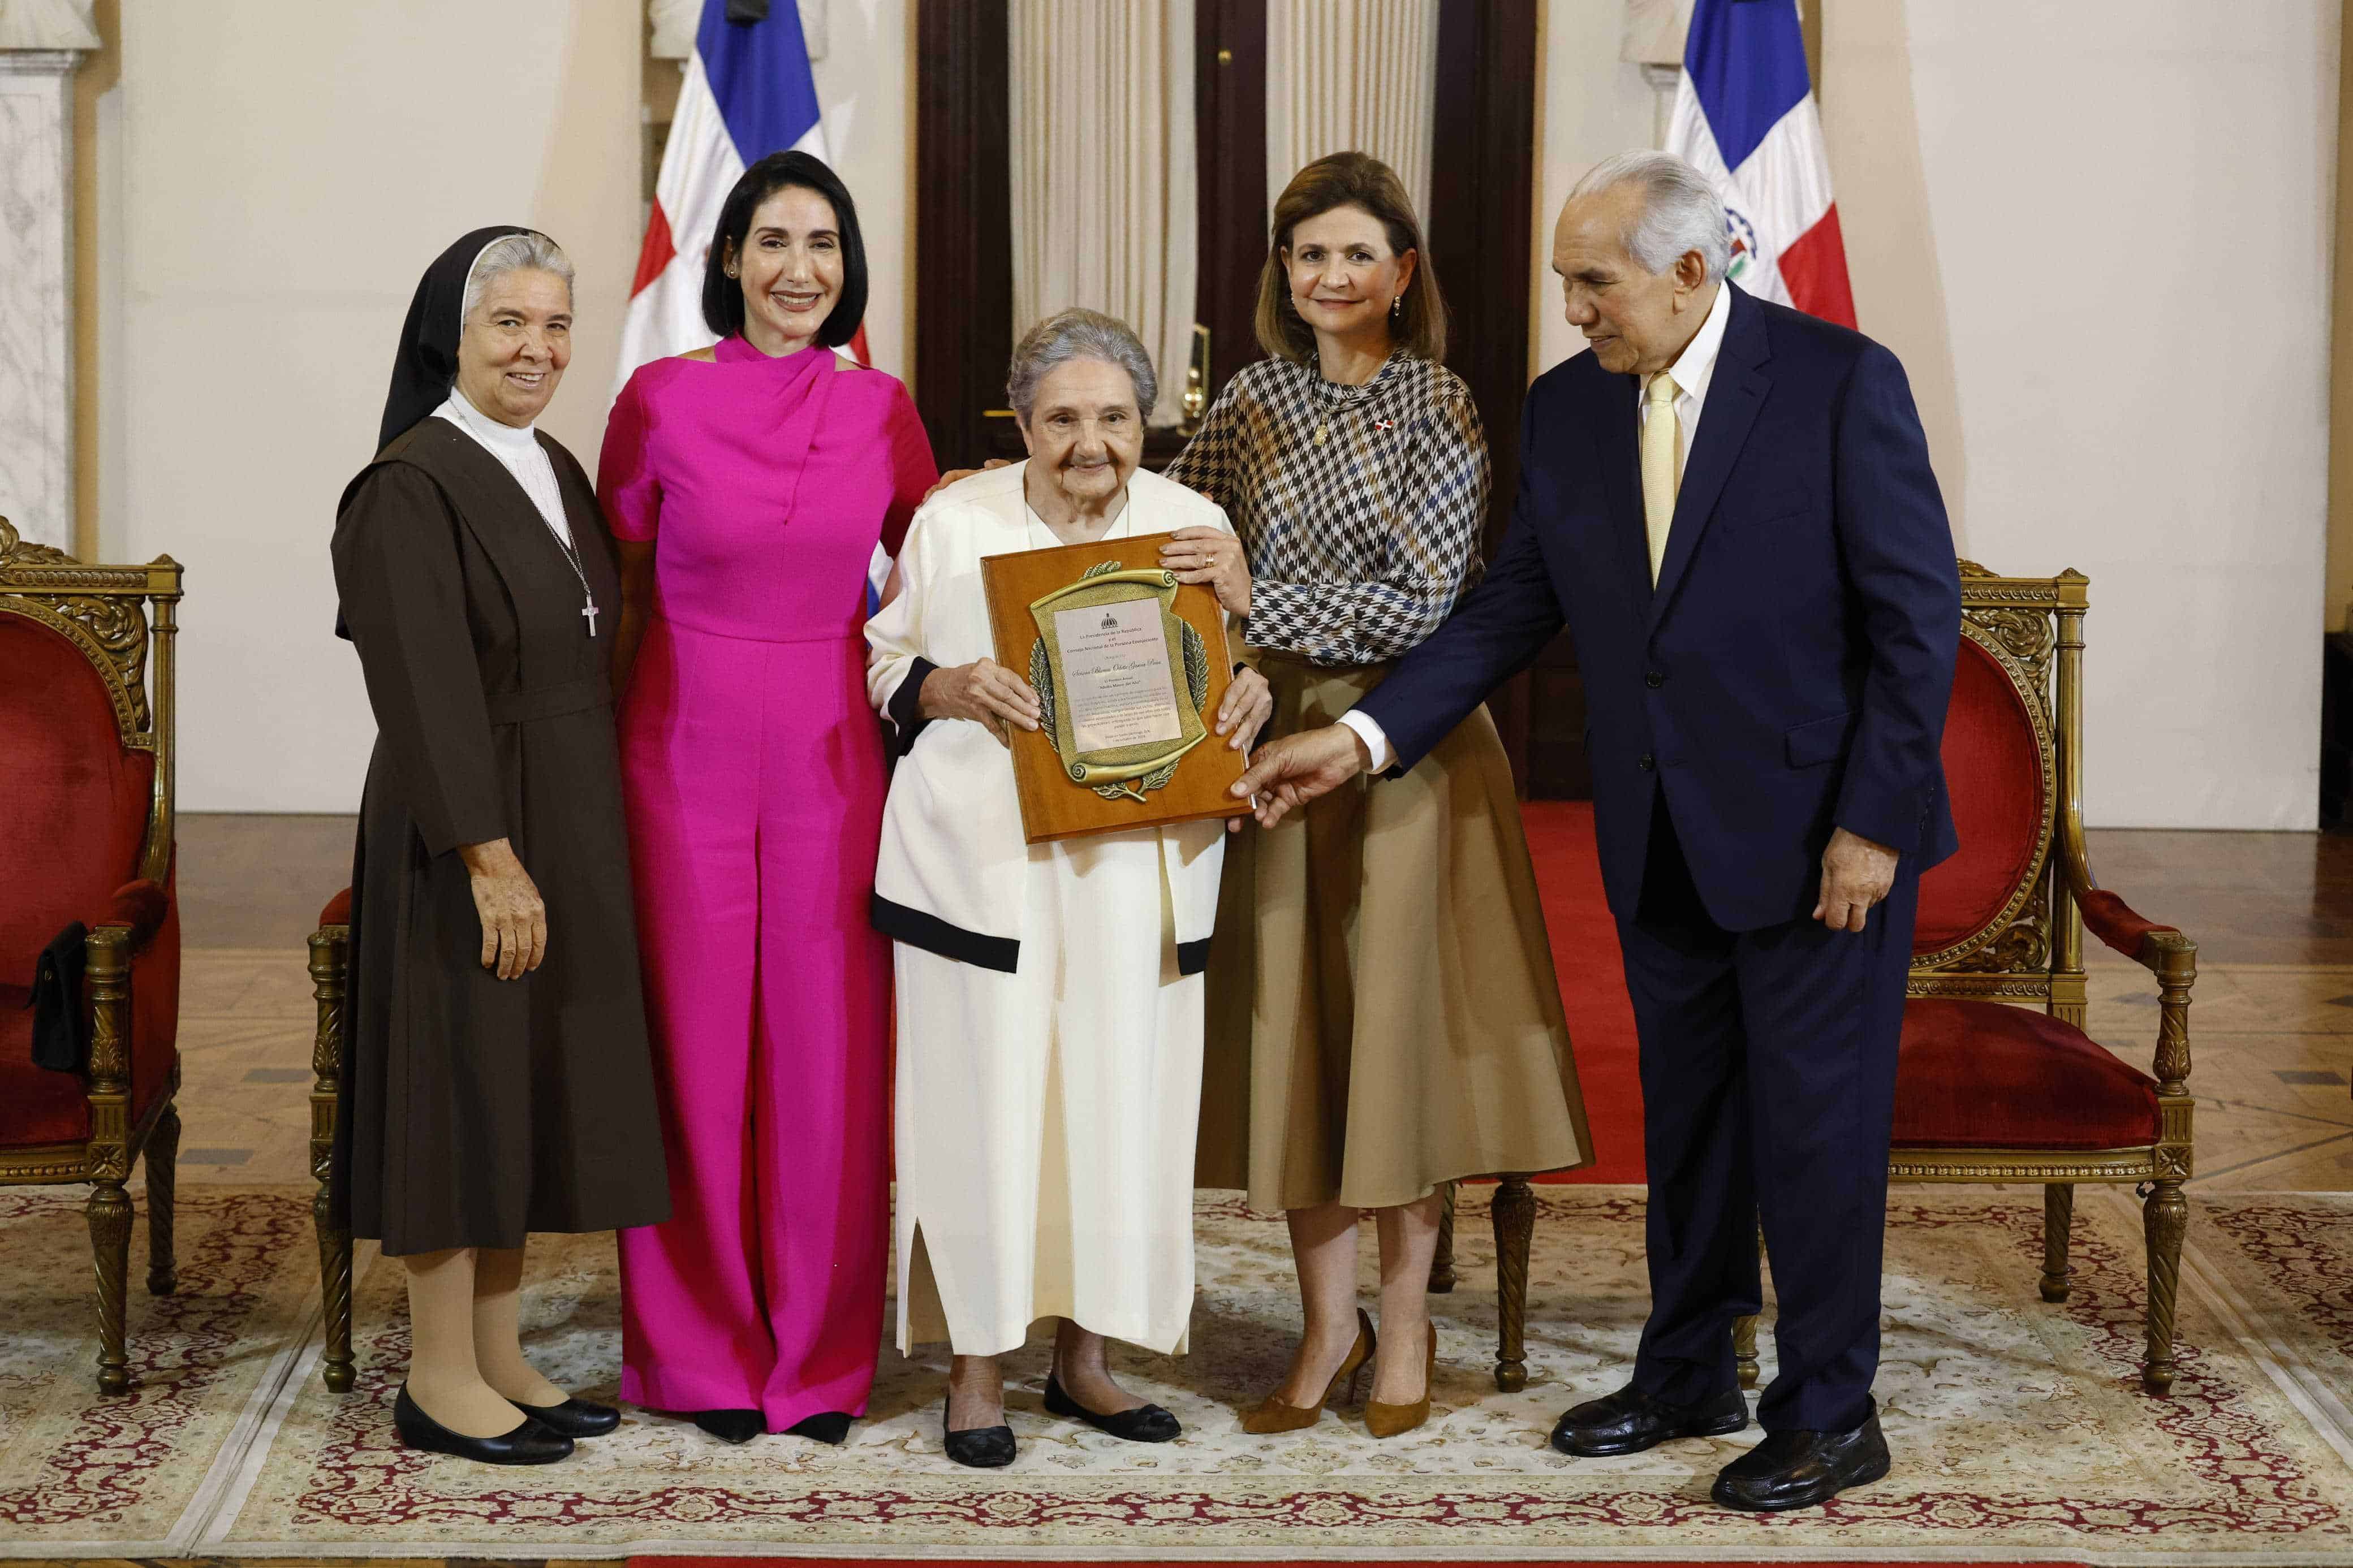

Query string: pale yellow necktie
1641 370 1680 584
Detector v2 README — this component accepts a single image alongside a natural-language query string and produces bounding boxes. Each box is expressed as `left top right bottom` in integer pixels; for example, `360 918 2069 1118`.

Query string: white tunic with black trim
865 462 1232 1355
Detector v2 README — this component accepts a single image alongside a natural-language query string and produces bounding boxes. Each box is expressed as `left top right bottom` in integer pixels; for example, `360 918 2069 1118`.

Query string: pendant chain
450 399 600 637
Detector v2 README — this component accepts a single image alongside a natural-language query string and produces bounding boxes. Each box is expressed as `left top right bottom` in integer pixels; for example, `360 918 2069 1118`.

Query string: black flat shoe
512 1396 620 1439
1549 1382 1749 1457
786 1410 854 1445
942 1394 1015 1468
1042 1373 1180 1442
1711 1408 1890 1511
692 1408 767 1444
394 1384 573 1465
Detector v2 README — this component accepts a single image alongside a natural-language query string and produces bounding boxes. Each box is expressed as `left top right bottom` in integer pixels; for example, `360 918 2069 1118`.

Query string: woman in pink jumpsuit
598 152 937 1446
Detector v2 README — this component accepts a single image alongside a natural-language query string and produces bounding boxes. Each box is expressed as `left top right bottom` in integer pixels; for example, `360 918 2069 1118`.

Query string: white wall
1829 0 2335 829
105 0 642 811
1535 0 2337 830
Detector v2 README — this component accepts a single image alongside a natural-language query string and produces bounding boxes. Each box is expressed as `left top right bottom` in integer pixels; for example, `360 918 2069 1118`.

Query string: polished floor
165 813 2353 1192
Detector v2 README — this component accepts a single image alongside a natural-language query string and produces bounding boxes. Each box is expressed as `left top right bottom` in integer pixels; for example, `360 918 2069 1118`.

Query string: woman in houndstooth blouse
1161 153 1592 1440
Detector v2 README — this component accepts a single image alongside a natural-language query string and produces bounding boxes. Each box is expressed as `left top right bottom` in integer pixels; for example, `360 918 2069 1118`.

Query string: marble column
0 1 98 553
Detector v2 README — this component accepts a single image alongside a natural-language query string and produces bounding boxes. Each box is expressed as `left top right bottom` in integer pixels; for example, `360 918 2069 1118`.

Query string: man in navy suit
1232 150 1959 1510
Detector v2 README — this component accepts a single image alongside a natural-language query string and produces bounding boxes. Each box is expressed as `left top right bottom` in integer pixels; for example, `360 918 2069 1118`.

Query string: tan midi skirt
1196 654 1593 1212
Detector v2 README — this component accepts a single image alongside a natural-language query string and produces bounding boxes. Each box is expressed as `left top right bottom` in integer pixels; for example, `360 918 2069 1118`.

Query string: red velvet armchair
1735 561 2196 1397
0 516 186 1394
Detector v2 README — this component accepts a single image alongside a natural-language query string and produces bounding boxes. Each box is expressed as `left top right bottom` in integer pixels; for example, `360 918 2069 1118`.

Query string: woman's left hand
1218 665 1275 835
1216 665 1273 752
1161 526 1252 617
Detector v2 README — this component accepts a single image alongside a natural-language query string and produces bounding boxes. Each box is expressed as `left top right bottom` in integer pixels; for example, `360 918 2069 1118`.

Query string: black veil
374 224 536 452
337 225 535 641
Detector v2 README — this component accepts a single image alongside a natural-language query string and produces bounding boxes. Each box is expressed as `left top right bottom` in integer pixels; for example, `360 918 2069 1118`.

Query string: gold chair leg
1733 1223 1764 1389
1491 1174 1533 1391
1733 1312 1760 1390
2143 1178 2187 1395
145 1103 180 1296
1429 1181 1457 1294
308 921 356 1392
2040 1182 2074 1303
315 1187 354 1393
83 927 136 1394
88 1177 134 1395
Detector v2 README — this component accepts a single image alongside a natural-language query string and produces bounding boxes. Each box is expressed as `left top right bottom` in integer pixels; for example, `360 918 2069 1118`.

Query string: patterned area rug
6 1186 2353 1561
0 1186 320 1555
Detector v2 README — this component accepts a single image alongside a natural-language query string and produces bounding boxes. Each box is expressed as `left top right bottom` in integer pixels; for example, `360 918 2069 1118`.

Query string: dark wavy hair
700 150 868 348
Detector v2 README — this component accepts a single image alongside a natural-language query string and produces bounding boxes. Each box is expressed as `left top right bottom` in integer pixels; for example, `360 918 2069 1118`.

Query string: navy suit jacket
1357 284 1960 932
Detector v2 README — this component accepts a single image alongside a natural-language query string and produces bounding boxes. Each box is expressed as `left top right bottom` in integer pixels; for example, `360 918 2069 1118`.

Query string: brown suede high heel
1364 1319 1437 1439
1239 1308 1376 1434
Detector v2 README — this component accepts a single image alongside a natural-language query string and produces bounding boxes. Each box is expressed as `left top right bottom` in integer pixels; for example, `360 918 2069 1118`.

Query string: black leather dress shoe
1710 1410 1890 1511
1549 1383 1749 1457
942 1395 1016 1468
1042 1374 1181 1442
394 1385 573 1465
692 1409 766 1444
512 1397 620 1439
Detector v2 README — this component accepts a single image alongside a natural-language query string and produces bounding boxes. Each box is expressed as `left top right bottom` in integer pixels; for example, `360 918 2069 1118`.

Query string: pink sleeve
879 383 939 556
596 370 661 541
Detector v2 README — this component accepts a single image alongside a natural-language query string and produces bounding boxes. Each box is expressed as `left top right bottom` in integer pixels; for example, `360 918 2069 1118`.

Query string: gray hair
1568 150 1730 283
1006 308 1158 423
461 231 575 326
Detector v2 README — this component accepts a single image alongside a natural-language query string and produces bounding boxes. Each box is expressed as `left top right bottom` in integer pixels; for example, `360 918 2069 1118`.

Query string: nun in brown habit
330 226 668 1465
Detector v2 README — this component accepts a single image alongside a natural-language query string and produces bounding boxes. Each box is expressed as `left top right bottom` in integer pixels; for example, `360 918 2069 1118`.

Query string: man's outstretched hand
1230 724 1371 828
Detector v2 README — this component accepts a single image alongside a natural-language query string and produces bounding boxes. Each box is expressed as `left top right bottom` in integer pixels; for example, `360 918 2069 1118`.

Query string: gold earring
1391 295 1403 318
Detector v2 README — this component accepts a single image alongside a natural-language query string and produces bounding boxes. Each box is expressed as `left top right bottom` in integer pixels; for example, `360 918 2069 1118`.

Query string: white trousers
893 831 1204 1357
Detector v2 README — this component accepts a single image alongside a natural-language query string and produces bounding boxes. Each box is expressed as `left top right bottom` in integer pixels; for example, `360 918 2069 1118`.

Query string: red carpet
1522 800 1645 1183
650 1560 2080 1567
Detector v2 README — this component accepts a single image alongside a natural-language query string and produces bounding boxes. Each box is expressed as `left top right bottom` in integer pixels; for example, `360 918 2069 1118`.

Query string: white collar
1660 281 1732 401
438 387 540 459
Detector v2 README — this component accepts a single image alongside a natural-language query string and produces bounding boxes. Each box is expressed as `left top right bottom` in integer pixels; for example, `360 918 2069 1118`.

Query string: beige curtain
1009 1 1197 427
1264 0 1440 220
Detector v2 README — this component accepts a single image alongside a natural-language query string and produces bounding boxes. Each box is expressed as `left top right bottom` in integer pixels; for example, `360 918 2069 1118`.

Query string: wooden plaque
980 531 1250 844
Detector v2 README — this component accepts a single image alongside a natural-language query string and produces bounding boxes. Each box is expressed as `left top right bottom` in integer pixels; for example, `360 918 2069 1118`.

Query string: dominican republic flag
615 0 865 386
1666 0 1855 328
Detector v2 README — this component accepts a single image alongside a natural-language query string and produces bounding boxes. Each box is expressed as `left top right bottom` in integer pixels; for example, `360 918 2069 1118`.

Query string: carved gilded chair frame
309 918 355 1393
1734 561 2197 1398
0 517 186 1394
1907 563 2078 1019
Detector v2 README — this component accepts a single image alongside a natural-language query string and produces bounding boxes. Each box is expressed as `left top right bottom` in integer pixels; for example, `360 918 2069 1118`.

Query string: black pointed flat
786 1410 854 1445
511 1396 621 1439
394 1385 573 1465
942 1394 1015 1468
1043 1373 1180 1443
691 1408 767 1444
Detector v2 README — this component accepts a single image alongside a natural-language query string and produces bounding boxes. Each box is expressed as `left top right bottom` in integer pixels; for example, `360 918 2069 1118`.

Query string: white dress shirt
434 387 574 548
1338 282 1733 772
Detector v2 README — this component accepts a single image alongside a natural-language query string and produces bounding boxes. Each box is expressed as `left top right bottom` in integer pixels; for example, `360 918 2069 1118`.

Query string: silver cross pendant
582 598 600 638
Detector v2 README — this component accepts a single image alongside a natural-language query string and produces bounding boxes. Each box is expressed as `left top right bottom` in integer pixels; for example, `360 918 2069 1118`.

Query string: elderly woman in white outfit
867 309 1271 1468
